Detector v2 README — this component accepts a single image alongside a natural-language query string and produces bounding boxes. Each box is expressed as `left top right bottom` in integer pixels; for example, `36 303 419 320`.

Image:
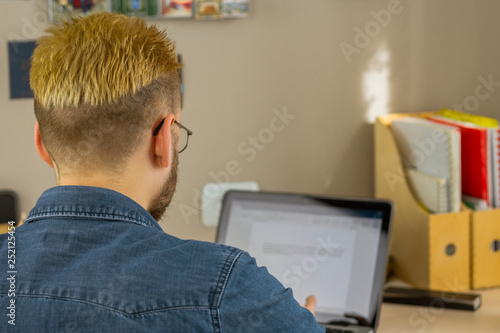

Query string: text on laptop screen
223 199 383 321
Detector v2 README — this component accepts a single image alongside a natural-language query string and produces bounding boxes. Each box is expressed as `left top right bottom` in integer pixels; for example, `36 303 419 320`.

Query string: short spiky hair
31 13 182 174
31 12 180 108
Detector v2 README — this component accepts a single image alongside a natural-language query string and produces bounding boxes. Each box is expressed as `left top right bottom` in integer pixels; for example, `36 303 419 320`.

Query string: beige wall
1 0 500 242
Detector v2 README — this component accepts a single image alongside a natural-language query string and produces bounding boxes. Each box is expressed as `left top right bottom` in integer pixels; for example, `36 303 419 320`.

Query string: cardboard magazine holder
470 209 500 289
375 113 470 291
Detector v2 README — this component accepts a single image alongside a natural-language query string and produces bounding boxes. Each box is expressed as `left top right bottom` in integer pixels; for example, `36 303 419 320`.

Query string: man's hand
301 295 317 315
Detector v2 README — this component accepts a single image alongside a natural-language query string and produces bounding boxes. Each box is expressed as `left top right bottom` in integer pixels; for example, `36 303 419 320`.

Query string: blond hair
30 13 182 174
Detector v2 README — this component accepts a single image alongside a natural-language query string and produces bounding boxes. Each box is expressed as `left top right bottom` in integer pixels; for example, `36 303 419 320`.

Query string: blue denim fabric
0 186 324 332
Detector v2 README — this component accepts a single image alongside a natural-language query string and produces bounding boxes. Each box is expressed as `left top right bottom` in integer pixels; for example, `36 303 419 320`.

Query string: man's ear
34 122 55 168
154 114 176 168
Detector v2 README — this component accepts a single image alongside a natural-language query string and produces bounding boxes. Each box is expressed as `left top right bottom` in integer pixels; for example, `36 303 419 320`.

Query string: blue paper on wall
8 41 36 99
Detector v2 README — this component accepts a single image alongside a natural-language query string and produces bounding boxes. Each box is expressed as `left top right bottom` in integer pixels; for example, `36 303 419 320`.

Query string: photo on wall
222 0 248 18
161 0 193 18
50 0 108 22
49 0 249 21
111 0 158 17
195 0 221 20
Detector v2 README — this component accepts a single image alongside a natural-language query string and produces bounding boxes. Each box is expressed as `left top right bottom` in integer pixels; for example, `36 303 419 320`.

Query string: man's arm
218 251 325 332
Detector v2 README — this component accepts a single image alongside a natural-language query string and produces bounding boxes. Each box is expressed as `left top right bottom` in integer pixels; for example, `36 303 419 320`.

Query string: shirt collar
25 185 163 231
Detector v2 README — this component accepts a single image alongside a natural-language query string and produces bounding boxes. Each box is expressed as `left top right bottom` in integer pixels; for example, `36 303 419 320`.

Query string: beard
148 150 179 222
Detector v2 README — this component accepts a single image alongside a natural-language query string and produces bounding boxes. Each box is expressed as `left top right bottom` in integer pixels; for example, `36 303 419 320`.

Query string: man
0 13 324 332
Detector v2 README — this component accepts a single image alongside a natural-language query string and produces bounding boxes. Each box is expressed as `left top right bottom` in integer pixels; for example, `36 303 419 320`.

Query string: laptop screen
216 191 393 325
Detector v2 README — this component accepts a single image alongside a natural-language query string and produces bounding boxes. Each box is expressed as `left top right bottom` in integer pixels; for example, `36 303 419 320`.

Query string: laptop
216 191 393 333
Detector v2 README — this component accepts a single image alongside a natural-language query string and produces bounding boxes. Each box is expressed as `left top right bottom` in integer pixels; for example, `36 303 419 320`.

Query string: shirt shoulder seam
211 248 243 333
0 293 212 317
25 213 157 229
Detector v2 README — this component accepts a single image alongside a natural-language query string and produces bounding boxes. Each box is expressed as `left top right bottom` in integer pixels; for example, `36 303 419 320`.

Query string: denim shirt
0 186 324 332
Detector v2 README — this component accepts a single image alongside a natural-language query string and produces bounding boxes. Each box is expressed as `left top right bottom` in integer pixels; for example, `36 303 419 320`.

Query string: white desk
378 288 500 332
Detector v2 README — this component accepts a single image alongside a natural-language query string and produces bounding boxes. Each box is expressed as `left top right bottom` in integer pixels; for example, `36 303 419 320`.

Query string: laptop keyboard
324 327 355 333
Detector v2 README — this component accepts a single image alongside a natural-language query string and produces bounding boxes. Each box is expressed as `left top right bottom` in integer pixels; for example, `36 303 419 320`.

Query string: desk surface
378 287 500 332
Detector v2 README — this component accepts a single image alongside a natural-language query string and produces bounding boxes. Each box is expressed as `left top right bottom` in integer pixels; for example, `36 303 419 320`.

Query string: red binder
428 116 490 205
495 127 500 207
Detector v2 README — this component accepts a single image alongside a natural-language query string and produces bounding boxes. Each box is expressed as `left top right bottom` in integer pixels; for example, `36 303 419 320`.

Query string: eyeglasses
153 118 193 153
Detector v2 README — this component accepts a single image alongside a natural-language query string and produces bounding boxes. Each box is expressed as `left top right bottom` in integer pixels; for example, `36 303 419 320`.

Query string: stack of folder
375 111 500 291
428 110 499 210
391 117 461 214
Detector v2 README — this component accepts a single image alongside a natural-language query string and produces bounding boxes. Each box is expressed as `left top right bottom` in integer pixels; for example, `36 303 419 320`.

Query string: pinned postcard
111 0 158 17
222 0 248 18
50 0 108 22
195 0 221 20
162 0 193 18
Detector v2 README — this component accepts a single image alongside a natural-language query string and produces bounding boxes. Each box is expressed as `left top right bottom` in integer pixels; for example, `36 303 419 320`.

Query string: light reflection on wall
363 47 390 123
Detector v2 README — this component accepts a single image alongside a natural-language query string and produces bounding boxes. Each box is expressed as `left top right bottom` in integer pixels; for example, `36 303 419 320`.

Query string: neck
58 167 151 211
53 141 169 213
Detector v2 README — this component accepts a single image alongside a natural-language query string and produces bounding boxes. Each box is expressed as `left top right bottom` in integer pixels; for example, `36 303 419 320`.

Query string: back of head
30 12 182 175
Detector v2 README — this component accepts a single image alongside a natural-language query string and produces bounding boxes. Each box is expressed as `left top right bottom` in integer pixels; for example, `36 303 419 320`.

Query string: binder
493 127 500 208
434 110 500 209
406 168 448 214
439 109 498 129
462 194 488 211
390 117 461 213
375 113 470 291
427 115 491 207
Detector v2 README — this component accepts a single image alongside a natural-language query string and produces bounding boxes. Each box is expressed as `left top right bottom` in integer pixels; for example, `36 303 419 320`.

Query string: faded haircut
30 12 182 175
